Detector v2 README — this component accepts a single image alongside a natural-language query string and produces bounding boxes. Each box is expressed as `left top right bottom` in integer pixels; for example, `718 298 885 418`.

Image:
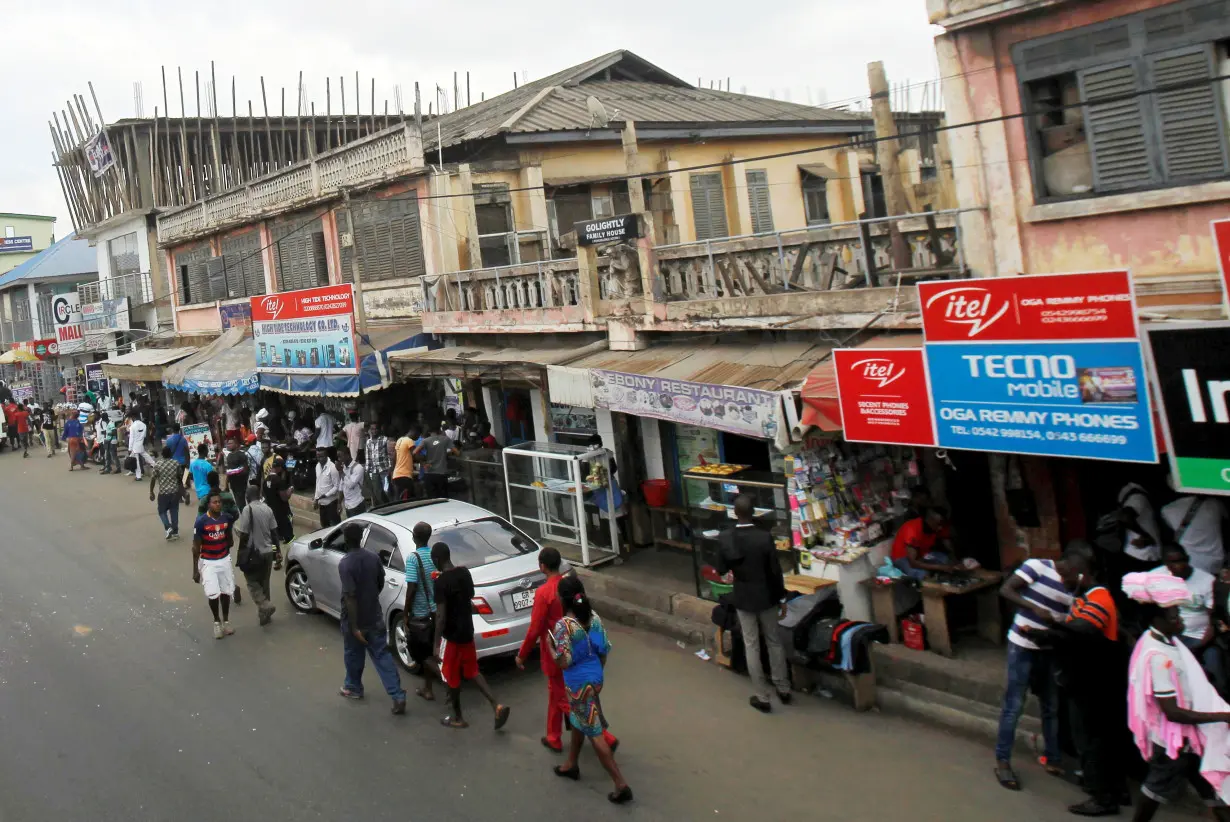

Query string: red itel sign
249 283 354 322
1210 219 1230 317
833 348 936 447
918 271 1137 342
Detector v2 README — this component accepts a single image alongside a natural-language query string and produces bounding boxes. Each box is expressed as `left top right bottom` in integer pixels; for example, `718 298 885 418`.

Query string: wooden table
863 577 902 643
920 569 1004 657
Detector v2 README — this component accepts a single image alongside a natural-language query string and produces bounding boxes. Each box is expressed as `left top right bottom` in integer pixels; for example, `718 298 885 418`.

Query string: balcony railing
157 123 425 246
420 255 616 314
653 210 965 302
79 270 155 307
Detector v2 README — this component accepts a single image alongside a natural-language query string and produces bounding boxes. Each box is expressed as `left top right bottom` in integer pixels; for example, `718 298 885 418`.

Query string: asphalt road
0 451 1179 821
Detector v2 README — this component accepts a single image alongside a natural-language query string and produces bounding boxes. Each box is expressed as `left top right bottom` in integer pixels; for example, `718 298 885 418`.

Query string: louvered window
219 229 267 299
271 216 329 293
745 169 775 234
174 243 212 306
689 173 729 241
1013 0 1230 201
340 194 425 283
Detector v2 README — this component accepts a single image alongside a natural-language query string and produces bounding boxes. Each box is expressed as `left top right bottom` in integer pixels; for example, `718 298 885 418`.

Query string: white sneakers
213 622 236 639
213 623 223 639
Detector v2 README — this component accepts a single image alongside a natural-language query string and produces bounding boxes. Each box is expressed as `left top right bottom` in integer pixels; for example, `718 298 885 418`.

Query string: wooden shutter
204 257 228 302
174 243 211 305
220 230 266 298
689 173 729 241
1147 45 1229 182
1078 62 1158 192
745 169 774 234
341 194 425 283
271 218 328 293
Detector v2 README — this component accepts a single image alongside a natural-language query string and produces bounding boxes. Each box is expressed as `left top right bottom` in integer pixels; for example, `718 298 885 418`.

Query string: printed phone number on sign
939 422 1128 446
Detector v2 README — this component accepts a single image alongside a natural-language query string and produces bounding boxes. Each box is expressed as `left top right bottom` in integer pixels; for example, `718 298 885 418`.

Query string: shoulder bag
406 551 436 645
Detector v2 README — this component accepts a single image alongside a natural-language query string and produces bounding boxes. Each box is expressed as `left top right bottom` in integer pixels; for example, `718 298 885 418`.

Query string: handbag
406 550 435 645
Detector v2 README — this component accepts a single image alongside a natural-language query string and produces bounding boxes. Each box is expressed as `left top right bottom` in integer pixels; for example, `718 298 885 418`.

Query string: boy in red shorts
431 541 511 730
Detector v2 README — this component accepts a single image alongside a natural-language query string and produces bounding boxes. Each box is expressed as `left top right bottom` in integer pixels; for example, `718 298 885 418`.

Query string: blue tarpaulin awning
258 323 436 397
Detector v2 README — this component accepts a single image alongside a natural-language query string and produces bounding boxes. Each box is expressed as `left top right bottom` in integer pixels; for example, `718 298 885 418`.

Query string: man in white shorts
193 491 237 639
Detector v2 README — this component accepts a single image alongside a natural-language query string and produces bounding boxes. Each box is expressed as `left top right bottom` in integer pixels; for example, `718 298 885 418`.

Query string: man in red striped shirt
193 492 237 640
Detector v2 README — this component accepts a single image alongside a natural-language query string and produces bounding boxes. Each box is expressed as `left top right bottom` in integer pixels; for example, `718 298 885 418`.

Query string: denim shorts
1141 745 1222 806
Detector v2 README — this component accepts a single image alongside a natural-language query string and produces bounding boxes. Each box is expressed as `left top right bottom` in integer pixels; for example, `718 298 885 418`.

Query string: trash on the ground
818 688 834 699
676 640 686 648
695 649 711 661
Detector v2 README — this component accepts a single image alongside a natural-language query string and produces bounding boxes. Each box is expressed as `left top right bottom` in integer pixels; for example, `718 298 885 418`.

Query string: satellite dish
586 95 610 128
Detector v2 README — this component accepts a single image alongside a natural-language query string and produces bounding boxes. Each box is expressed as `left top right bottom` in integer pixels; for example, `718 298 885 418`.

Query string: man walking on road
715 494 790 714
12 402 30 458
149 445 185 540
314 447 341 527
193 492 237 639
164 423 190 469
392 426 416 501
339 449 367 518
401 522 439 701
39 403 57 458
262 456 294 543
365 422 391 505
127 411 150 480
338 525 406 714
235 486 281 626
432 541 511 730
99 411 119 474
518 546 618 752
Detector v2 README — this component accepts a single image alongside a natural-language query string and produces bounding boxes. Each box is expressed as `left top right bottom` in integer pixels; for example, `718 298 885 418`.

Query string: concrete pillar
259 222 278 294
322 210 343 285
521 166 550 242
841 150 865 217
638 416 665 480
665 159 691 244
27 283 41 339
529 388 550 442
430 170 461 274
720 154 743 236
935 31 1013 278
457 164 483 270
576 245 601 322
482 385 504 445
595 407 616 449
607 320 648 351
622 122 646 213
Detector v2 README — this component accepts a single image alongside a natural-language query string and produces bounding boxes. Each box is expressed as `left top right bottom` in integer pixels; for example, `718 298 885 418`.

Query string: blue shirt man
165 427 189 466
189 453 214 501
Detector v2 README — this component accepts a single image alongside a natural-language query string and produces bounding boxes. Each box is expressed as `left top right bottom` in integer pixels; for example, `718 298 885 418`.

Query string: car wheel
285 564 317 613
390 611 414 672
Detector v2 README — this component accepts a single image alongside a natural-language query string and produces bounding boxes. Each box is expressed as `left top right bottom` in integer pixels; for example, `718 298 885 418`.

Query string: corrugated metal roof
424 49 866 151
389 344 586 369
102 347 199 367
569 341 833 392
0 233 96 288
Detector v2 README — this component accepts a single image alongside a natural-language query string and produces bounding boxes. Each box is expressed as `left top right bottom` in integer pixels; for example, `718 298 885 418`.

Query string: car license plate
511 590 535 611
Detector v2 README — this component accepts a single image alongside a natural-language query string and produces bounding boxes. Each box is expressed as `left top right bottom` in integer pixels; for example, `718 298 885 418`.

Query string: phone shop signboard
251 284 358 375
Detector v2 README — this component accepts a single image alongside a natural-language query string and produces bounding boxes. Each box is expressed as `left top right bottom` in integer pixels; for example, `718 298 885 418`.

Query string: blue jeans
156 493 181 535
341 621 405 702
893 552 951 581
995 642 1060 763
102 442 118 472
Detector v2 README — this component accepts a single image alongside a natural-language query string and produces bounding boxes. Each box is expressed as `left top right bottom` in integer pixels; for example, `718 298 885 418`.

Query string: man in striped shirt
193 492 237 640
994 549 1087 791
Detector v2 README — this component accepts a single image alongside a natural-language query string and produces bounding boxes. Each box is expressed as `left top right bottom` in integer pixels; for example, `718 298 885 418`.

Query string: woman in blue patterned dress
548 574 632 804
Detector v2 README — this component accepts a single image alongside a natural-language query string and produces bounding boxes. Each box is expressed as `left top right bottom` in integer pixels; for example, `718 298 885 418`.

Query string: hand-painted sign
918 271 1137 342
250 284 358 375
575 214 640 246
0 236 33 253
832 348 936 446
589 369 781 439
1144 322 1230 495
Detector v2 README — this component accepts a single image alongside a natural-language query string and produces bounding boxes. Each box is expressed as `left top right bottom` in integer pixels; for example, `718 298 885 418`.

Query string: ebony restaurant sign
1143 321 1230 496
575 214 640 246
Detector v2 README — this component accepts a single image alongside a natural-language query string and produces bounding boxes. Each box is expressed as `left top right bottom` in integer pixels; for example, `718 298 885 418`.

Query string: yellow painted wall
0 214 57 276
519 135 855 243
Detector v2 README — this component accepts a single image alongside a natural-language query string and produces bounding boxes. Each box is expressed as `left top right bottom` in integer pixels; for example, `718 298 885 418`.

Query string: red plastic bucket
641 479 670 507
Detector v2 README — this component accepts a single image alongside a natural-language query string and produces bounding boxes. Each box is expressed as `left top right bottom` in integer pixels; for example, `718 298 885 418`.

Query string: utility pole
867 61 910 270
339 190 370 337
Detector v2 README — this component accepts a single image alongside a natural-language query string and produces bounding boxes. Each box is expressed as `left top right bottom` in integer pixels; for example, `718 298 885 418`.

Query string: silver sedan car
284 498 548 669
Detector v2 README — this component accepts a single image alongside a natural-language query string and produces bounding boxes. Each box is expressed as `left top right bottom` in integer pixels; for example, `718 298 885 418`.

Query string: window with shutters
745 169 775 234
271 216 329 293
219 230 267 299
802 175 830 226
689 172 729 241
340 194 425 283
174 243 212 306
1014 0 1230 201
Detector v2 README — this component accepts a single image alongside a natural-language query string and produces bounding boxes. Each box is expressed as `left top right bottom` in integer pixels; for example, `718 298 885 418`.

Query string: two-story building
929 0 1230 566
0 213 56 276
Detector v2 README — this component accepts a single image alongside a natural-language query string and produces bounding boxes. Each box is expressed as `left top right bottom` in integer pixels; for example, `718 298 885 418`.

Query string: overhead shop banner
250 284 358 376
1144 322 1230 495
80 298 130 332
919 271 1156 463
832 348 936 446
590 369 781 439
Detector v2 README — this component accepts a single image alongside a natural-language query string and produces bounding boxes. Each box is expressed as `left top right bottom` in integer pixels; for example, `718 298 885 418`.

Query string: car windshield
434 517 534 568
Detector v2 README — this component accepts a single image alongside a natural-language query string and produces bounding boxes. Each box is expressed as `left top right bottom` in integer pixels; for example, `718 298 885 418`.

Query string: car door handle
386 578 401 588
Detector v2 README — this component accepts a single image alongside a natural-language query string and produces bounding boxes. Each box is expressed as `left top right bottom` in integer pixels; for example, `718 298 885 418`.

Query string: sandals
995 762 1021 791
553 765 580 781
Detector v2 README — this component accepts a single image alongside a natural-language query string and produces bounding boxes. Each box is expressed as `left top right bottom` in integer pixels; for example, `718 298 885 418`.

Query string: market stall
502 441 619 568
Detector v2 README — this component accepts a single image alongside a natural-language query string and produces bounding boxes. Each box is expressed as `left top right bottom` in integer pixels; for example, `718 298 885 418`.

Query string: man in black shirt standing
715 494 790 714
432 541 511 730
337 526 406 714
262 457 294 543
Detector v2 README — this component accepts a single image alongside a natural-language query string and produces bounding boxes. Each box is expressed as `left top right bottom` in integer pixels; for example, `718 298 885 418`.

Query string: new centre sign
1144 322 1230 496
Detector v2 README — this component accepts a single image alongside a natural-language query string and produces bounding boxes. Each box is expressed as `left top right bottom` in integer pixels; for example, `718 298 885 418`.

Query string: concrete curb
588 593 711 648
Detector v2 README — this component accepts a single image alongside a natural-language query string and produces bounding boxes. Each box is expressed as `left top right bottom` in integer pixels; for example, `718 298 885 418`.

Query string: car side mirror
309 538 323 550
